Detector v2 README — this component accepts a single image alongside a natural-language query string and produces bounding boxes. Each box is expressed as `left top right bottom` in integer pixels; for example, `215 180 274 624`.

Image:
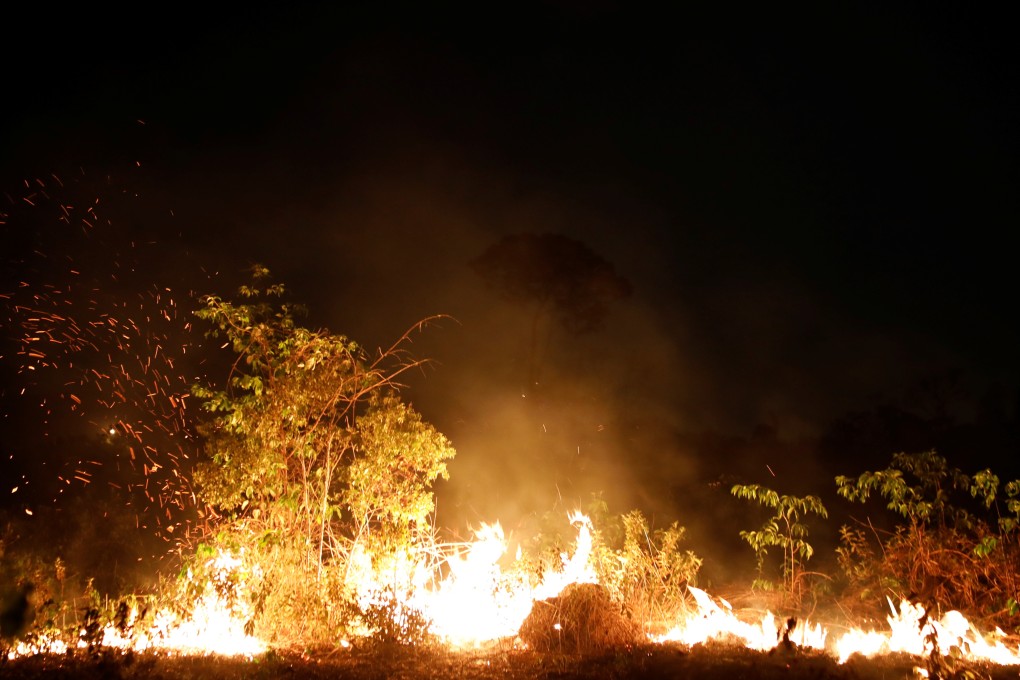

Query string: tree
835 450 974 530
730 483 828 605
470 233 631 391
191 266 454 571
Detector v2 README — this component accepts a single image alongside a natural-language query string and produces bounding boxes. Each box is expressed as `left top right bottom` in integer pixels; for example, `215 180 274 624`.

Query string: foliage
523 498 702 631
836 450 976 529
836 451 1020 630
730 483 828 606
189 267 454 644
355 586 435 648
168 530 347 646
347 392 455 556
0 516 104 644
601 510 702 628
0 521 158 660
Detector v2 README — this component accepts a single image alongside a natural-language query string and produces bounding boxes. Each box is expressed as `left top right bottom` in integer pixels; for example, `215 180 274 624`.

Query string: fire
834 597 1020 666
7 514 1020 671
137 550 265 657
655 587 1020 667
655 586 826 651
345 512 598 646
411 520 533 644
339 512 1020 670
7 550 264 659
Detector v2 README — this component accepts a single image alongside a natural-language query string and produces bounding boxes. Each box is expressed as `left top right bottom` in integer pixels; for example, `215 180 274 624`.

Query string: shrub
836 450 1020 630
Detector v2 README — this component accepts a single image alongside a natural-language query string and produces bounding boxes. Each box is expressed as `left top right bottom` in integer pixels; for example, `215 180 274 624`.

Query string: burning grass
6 511 1020 679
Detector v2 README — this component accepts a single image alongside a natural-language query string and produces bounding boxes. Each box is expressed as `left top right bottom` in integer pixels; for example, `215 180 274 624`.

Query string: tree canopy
470 233 631 335
470 233 631 390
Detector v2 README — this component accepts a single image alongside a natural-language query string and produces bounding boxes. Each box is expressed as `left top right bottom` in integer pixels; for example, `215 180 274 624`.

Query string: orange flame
7 550 264 659
8 517 1020 669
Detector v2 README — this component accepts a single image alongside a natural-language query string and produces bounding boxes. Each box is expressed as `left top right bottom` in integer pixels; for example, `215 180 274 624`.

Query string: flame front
345 512 598 647
654 588 1020 667
8 516 1020 670
343 513 1020 668
8 550 264 659
656 586 826 651
833 597 1020 666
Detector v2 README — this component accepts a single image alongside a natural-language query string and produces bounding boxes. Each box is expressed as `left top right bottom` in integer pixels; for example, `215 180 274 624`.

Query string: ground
2 643 1018 680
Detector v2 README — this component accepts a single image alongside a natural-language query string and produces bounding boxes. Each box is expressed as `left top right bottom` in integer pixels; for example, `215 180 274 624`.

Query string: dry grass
518 583 641 653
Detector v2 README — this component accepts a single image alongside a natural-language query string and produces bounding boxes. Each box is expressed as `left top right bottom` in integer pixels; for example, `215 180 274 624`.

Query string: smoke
196 136 1016 586
4 16 1017 592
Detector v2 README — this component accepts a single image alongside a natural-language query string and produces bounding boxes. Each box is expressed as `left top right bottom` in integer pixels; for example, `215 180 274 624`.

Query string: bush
186 269 455 648
596 510 702 630
836 451 1020 630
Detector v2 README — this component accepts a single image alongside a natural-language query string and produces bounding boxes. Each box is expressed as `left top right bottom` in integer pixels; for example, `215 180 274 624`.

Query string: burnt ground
2 643 1019 680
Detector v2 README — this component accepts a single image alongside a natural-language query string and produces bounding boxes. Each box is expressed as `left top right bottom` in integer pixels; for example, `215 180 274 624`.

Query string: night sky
3 5 1018 575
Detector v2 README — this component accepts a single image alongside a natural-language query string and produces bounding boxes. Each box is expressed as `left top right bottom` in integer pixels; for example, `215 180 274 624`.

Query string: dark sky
3 5 1019 540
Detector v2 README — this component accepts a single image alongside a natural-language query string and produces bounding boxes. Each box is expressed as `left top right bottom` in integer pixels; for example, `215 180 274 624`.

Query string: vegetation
1 507 158 659
599 510 703 629
3 265 1019 668
186 266 455 644
520 498 703 633
836 450 1020 630
730 484 829 606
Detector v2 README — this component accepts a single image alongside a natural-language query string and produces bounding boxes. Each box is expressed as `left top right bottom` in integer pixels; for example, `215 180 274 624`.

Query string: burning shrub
519 582 640 653
520 503 703 634
594 510 702 631
354 586 434 648
171 527 356 648
836 451 1020 631
185 269 456 648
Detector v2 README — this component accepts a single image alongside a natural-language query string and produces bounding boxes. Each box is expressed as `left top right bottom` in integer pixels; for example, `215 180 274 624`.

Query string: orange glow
7 550 264 659
8 517 1020 669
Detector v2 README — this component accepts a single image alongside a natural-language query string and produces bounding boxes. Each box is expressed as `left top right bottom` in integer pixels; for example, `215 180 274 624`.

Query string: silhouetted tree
470 233 631 391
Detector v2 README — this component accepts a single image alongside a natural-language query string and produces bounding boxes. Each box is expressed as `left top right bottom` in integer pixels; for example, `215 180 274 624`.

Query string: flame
655 586 826 651
834 597 1020 666
8 515 1020 670
344 512 598 647
412 520 533 644
654 588 1020 667
7 550 264 660
316 512 1020 668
